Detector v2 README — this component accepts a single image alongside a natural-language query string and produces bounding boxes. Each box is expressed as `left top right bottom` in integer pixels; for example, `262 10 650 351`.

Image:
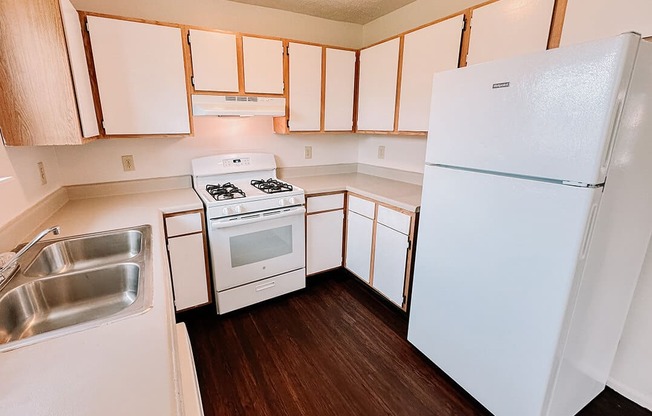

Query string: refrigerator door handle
580 203 600 259
601 99 624 172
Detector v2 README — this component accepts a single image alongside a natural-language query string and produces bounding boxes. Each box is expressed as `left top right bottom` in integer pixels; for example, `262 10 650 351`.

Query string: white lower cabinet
165 211 211 312
307 210 344 274
345 211 374 283
306 193 345 275
345 194 415 310
373 224 409 307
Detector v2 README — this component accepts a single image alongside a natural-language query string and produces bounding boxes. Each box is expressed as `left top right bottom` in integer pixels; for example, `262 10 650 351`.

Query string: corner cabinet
559 0 652 47
275 44 356 134
0 0 99 146
164 210 212 312
357 38 401 132
466 0 555 65
324 48 356 132
398 15 464 132
306 193 345 275
86 16 191 136
345 194 418 311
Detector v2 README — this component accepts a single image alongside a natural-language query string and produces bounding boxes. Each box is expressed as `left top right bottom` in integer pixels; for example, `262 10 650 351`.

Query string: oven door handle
210 206 306 229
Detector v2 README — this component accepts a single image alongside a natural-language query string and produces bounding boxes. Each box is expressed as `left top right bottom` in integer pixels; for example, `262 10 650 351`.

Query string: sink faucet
0 226 61 288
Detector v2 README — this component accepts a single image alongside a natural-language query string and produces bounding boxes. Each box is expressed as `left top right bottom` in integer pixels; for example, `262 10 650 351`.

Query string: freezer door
426 33 639 185
408 165 602 416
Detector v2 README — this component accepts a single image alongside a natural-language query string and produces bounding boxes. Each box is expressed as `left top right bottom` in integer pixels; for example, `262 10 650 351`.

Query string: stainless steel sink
24 229 143 277
0 225 153 351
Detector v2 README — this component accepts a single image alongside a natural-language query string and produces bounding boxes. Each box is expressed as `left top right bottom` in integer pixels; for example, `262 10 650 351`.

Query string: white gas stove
191 153 306 314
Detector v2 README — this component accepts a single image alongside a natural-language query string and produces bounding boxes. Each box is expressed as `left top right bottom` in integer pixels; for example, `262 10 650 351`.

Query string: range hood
192 95 286 117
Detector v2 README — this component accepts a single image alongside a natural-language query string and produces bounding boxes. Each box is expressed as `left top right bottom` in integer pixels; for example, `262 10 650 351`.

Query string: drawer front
348 195 375 219
216 269 305 314
166 212 203 237
306 193 345 213
377 205 411 235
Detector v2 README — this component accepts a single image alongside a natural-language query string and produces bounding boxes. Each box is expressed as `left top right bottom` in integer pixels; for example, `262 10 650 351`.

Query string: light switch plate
378 146 386 160
304 146 313 159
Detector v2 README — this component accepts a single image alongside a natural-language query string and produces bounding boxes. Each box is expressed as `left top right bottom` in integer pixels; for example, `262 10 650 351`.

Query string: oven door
208 206 306 291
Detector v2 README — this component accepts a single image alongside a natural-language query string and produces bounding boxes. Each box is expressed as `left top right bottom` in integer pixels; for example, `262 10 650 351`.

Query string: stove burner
206 183 246 201
250 178 293 194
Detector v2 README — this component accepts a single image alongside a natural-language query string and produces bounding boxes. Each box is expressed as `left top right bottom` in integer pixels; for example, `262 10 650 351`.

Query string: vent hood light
192 95 286 117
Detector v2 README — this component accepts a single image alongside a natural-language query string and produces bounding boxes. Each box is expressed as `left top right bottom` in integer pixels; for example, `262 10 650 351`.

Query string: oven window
230 225 293 267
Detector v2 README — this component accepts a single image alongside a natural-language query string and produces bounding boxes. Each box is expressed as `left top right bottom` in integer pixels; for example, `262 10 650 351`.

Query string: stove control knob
234 205 243 214
222 207 231 216
278 198 286 207
288 197 297 205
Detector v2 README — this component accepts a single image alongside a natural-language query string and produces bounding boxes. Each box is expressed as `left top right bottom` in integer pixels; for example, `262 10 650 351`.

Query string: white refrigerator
408 33 652 416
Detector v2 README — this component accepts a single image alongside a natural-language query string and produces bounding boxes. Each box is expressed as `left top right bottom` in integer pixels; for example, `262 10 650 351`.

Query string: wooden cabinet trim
79 12 106 137
392 36 405 133
320 46 327 132
459 10 473 68
181 28 195 136
547 0 569 49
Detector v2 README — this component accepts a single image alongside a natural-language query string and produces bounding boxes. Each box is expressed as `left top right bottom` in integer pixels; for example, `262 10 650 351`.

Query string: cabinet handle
255 282 276 292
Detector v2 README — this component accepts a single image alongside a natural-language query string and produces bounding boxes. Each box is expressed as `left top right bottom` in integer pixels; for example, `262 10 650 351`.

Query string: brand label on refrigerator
492 82 510 89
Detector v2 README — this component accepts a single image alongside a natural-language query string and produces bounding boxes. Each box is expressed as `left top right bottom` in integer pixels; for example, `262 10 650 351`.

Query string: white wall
362 0 485 46
55 117 359 185
71 0 363 49
357 135 427 173
0 146 61 228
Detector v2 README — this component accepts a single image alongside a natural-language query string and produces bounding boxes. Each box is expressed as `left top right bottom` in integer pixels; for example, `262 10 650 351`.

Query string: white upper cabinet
357 38 400 131
87 17 190 135
324 48 356 131
189 30 239 92
560 0 652 47
59 0 99 138
242 36 284 94
288 43 322 131
466 0 555 65
398 15 464 132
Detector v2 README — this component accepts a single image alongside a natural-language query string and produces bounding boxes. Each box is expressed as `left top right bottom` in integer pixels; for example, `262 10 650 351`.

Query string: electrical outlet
378 145 386 160
304 146 313 160
122 155 135 172
37 161 47 185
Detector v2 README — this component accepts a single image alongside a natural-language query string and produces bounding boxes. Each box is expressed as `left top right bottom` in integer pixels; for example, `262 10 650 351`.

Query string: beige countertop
0 189 202 416
287 173 422 212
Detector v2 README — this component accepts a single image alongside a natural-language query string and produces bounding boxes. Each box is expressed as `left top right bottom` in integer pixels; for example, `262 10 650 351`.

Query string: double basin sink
0 225 153 351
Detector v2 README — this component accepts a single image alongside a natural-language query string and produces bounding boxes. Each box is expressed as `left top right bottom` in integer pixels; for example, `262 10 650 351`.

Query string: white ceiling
225 0 417 25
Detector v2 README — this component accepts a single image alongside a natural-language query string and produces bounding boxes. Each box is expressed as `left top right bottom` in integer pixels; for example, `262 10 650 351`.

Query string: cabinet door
168 233 209 311
357 38 400 131
0 0 82 145
87 17 190 135
466 0 555 65
59 0 99 138
242 36 284 94
324 48 356 131
560 0 652 47
289 43 322 131
189 30 239 92
373 224 409 307
307 210 344 275
345 211 374 282
398 15 464 132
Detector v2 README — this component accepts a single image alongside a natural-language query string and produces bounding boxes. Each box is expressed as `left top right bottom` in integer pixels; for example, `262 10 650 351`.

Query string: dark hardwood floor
179 269 651 416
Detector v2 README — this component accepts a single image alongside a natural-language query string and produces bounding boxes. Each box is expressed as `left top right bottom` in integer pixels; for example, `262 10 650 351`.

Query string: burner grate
206 183 246 201
250 178 293 194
